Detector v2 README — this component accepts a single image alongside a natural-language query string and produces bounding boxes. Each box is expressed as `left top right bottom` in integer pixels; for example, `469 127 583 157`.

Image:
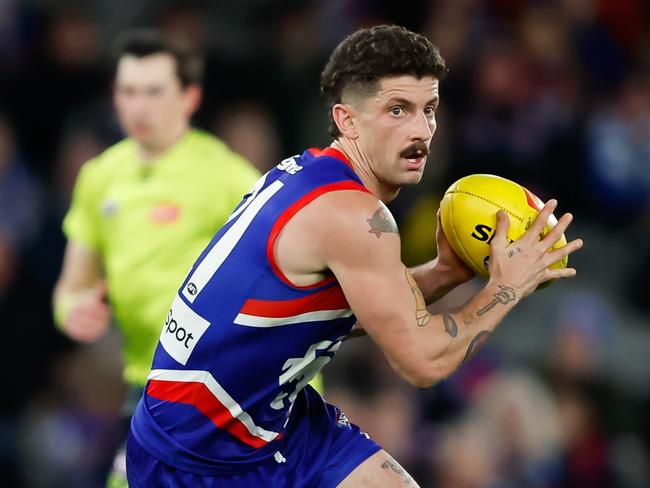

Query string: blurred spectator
0 115 41 295
433 369 563 488
0 0 36 70
553 378 613 488
550 289 614 380
5 5 109 172
52 129 108 209
16 332 126 488
454 31 578 200
213 100 282 172
584 72 650 222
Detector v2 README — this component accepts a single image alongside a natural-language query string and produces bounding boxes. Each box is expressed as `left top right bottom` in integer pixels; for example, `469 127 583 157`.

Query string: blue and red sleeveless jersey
131 147 369 474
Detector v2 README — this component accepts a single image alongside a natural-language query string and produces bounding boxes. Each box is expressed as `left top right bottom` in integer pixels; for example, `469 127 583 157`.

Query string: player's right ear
331 103 358 140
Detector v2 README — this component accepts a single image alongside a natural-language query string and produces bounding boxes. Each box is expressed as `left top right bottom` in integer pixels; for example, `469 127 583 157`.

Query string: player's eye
424 106 436 117
390 106 404 116
148 86 163 97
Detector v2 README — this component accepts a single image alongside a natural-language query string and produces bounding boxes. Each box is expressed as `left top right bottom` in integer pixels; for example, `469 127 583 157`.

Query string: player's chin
400 169 425 186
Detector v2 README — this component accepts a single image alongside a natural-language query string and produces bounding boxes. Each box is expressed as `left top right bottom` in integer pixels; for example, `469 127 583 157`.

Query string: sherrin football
439 174 568 280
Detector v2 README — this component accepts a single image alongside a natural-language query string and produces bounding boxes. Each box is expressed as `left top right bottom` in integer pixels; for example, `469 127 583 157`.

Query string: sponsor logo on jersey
160 294 210 365
151 203 181 224
336 410 351 428
101 199 119 217
186 282 197 296
276 156 303 175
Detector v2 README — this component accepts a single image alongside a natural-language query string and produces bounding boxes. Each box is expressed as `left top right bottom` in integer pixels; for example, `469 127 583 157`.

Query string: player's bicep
322 200 427 372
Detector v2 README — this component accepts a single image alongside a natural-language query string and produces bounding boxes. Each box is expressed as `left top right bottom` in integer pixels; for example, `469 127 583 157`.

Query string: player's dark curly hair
112 28 204 88
321 25 446 138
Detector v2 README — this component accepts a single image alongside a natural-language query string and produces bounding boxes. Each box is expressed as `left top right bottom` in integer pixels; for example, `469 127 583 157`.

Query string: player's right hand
62 281 111 342
487 199 583 298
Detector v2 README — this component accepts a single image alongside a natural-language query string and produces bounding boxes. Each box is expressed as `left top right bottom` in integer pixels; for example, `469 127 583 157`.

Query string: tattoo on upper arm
476 285 516 316
462 330 492 363
442 313 458 337
405 269 431 327
381 457 417 486
367 206 398 238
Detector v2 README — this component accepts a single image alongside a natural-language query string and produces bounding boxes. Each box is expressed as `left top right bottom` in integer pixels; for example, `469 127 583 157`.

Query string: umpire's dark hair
321 25 446 139
112 28 204 87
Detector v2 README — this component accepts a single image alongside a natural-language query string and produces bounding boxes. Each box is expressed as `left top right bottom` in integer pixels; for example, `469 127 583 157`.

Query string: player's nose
410 111 434 141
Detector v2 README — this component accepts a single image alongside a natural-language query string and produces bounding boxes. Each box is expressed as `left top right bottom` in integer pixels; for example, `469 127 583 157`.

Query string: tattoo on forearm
442 313 458 337
381 457 416 486
405 269 431 327
476 285 516 316
463 330 492 363
367 205 398 238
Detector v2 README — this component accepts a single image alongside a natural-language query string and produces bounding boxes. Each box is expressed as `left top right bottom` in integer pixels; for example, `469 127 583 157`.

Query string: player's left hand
435 209 474 285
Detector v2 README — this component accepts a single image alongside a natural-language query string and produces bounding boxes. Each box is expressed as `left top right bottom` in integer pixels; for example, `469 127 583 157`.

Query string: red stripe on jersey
267 181 370 290
146 380 269 449
240 284 349 318
308 147 352 168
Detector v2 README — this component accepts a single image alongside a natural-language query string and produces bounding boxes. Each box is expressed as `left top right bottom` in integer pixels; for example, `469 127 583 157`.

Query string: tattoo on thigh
381 457 416 486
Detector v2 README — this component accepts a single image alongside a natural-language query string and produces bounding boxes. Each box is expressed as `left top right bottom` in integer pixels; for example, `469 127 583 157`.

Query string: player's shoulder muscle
299 190 400 266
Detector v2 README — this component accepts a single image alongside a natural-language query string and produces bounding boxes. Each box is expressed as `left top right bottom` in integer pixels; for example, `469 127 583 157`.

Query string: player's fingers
67 314 109 340
74 301 110 319
544 266 577 281
544 238 583 266
490 210 510 252
65 320 100 342
525 199 557 242
436 209 443 235
541 213 573 249
70 305 110 327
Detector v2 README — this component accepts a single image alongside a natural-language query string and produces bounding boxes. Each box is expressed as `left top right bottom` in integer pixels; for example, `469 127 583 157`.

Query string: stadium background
0 0 648 486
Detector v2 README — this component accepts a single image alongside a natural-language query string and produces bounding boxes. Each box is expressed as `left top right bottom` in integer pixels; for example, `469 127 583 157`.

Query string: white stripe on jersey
225 172 268 224
182 180 284 303
234 309 354 328
148 369 279 442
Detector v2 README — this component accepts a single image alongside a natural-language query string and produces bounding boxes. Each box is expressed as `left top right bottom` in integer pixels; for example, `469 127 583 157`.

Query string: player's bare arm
409 209 476 304
275 190 581 387
53 240 111 342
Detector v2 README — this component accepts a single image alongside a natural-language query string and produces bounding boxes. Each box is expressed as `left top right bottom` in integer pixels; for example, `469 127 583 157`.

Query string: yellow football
439 174 568 280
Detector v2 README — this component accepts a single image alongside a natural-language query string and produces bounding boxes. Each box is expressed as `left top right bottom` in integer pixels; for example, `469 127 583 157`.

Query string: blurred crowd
0 0 649 487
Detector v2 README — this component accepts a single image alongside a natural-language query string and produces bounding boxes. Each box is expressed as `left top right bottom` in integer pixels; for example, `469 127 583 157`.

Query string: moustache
399 143 429 159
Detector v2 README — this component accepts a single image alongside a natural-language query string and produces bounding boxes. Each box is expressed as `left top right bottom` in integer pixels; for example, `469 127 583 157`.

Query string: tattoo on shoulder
476 285 516 316
367 205 398 238
405 269 431 327
442 313 458 337
381 457 416 486
463 330 492 363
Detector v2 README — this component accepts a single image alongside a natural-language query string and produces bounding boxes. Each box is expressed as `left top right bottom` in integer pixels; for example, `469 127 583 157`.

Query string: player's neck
137 124 189 163
330 140 400 203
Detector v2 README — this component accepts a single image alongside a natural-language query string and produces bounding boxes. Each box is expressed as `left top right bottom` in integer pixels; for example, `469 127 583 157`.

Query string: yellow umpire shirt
63 129 260 387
